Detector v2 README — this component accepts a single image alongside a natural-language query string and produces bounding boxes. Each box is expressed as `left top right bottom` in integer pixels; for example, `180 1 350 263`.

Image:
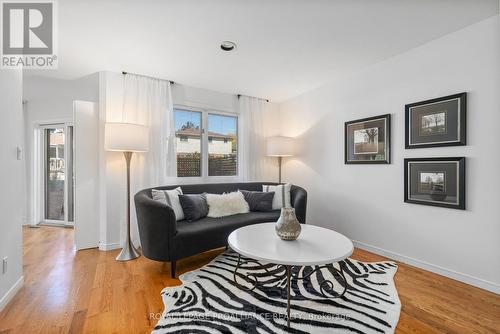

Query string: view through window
46 128 65 220
174 108 238 177
44 127 74 222
208 114 237 176
175 109 202 177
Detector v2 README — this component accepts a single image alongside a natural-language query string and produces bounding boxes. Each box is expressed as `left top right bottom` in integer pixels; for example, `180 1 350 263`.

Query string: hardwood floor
0 226 498 333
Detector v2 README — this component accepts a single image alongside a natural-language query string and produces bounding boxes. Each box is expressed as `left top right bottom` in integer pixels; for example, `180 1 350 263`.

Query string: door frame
33 119 74 228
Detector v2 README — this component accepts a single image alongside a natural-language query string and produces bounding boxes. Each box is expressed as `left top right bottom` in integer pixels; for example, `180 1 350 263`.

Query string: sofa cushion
179 194 208 222
240 190 274 212
176 211 280 235
171 211 281 258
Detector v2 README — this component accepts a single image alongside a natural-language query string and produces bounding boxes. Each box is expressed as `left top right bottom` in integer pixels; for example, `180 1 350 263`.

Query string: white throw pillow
152 187 185 221
262 183 292 210
206 191 250 218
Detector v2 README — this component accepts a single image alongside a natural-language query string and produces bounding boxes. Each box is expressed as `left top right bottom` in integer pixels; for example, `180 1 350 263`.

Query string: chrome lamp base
116 238 141 261
115 151 141 262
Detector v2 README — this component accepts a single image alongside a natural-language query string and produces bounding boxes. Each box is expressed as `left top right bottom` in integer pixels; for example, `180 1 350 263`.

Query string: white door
73 101 99 250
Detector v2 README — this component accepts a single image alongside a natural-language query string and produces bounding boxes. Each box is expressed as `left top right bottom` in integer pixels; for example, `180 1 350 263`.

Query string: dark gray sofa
134 182 307 277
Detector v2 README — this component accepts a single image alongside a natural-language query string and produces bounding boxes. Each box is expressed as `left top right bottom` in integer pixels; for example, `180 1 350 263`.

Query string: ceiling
28 0 498 102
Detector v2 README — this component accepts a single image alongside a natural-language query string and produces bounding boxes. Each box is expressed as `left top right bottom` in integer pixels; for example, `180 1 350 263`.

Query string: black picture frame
405 93 466 149
344 114 391 164
404 157 465 210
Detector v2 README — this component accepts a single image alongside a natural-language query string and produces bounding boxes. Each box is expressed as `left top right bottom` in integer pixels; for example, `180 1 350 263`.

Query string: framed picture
345 114 391 164
404 157 465 210
405 92 466 149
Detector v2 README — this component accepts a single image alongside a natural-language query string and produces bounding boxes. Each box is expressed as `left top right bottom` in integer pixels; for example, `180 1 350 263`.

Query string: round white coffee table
228 223 354 328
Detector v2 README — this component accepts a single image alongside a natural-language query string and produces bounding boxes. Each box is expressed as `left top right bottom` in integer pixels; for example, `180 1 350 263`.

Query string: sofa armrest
290 185 307 224
134 190 177 262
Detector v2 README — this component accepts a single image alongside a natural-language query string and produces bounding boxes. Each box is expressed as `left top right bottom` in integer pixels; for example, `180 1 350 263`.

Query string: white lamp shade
267 136 294 157
105 122 149 152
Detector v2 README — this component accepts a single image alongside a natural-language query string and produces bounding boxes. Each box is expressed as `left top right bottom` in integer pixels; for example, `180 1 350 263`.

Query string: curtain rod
122 71 175 85
237 94 270 103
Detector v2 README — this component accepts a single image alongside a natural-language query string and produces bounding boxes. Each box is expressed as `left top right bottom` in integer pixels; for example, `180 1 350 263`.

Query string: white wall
172 82 237 112
23 74 99 225
23 74 99 122
99 71 281 249
279 16 500 293
0 69 24 310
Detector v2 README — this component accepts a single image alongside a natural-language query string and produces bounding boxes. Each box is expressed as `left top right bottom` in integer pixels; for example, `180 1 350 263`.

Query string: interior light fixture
220 41 237 52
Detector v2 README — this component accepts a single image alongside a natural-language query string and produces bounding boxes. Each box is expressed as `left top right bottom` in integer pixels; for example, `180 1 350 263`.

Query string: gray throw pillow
240 190 275 212
179 194 208 222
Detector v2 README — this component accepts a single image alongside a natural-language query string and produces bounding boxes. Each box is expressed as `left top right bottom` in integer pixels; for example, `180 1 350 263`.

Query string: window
175 109 202 177
174 108 238 177
208 114 237 176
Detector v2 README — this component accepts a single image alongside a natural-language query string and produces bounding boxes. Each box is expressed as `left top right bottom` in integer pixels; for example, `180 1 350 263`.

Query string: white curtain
122 74 176 182
121 74 176 245
238 95 273 181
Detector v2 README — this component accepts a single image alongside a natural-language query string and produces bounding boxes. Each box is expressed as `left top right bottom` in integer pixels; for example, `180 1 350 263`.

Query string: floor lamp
105 122 149 261
267 136 294 184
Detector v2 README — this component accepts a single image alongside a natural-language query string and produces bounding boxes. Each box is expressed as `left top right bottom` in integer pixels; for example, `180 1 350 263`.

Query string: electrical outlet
2 257 7 274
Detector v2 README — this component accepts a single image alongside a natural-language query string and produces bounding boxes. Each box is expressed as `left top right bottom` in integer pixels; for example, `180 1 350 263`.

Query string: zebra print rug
153 251 401 333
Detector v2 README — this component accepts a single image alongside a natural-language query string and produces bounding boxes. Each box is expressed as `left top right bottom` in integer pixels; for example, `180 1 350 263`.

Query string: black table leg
286 265 291 328
291 263 347 298
232 255 347 330
233 254 286 291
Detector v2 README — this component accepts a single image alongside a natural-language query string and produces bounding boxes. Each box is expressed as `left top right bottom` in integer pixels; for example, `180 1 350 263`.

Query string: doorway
36 124 74 227
31 102 99 251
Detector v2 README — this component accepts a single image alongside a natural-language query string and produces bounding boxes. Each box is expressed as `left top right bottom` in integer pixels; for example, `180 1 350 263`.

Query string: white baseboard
98 242 121 251
0 276 24 312
352 240 500 294
98 239 141 252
